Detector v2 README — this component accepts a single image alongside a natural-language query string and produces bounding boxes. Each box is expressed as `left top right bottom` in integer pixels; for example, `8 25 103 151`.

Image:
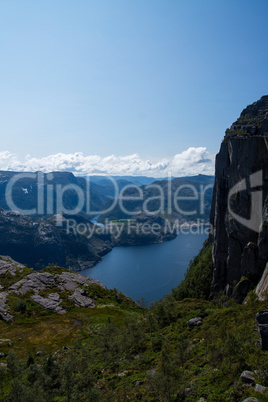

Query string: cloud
0 148 215 177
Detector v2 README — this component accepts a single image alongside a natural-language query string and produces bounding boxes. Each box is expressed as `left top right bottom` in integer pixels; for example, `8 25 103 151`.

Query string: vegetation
171 241 213 301
0 252 268 401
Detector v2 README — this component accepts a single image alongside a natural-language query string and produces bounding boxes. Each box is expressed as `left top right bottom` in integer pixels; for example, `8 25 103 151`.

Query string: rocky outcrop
0 256 106 319
210 96 268 300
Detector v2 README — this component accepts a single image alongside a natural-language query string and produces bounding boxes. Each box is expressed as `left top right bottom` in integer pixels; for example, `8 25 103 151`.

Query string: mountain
0 171 109 218
0 209 112 271
210 95 268 301
98 174 214 224
88 175 160 186
2 100 268 400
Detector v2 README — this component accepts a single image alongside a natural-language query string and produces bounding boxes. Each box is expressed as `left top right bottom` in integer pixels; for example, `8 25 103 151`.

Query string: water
82 233 207 304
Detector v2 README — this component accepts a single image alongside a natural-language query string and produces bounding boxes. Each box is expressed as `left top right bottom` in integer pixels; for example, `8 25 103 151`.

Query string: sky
1 0 268 177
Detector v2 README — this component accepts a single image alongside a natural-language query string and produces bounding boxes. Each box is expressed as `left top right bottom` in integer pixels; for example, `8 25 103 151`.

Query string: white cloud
0 148 215 177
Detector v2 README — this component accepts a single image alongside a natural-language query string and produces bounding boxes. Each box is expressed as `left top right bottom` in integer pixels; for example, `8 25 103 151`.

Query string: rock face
255 263 268 300
256 310 268 350
210 96 268 300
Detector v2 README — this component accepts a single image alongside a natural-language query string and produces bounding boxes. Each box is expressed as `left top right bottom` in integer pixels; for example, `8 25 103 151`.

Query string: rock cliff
210 96 268 301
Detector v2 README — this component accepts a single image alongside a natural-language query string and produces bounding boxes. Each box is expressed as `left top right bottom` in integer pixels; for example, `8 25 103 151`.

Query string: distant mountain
88 175 159 186
0 170 109 218
99 174 214 224
89 178 135 199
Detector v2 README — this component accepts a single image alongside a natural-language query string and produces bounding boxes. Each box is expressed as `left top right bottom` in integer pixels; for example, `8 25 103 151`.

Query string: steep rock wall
210 96 268 300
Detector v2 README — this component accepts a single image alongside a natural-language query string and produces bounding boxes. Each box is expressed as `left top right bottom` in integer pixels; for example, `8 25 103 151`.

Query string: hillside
98 174 214 224
0 210 112 270
0 256 268 401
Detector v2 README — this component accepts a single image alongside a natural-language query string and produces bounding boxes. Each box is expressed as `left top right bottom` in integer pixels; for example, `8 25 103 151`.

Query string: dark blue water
82 233 207 304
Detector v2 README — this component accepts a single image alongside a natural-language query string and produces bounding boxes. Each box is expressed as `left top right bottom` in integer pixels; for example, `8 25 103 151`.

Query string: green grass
1 255 268 400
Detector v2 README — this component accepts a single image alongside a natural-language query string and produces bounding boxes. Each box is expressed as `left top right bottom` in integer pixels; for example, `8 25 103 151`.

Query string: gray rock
80 289 88 296
255 383 267 394
31 294 66 314
187 317 203 328
242 398 259 402
9 272 56 295
118 370 127 377
56 271 105 292
182 388 191 396
134 381 144 386
48 293 61 302
0 353 5 357
0 256 25 276
240 370 256 384
256 310 268 350
0 312 13 322
0 292 8 313
69 288 96 308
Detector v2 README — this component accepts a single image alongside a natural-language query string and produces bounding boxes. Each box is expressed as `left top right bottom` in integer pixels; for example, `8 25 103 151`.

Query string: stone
0 353 5 357
187 317 203 328
134 380 144 386
254 384 267 394
182 388 191 396
80 289 88 296
240 371 256 385
69 288 96 308
31 295 66 315
118 370 127 377
0 312 13 322
256 310 268 350
242 399 259 402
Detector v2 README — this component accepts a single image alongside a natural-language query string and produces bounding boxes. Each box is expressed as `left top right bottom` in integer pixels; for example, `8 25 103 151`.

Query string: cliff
210 95 268 301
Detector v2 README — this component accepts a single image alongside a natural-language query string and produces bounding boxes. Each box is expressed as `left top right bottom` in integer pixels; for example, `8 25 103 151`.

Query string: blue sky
0 0 268 176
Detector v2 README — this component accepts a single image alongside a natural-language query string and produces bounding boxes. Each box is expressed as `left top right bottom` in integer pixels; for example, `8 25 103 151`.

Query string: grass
1 255 268 400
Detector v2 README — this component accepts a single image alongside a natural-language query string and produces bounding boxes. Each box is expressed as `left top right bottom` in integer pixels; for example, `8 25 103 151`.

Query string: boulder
242 399 259 402
187 317 203 328
69 288 95 308
254 384 267 394
240 370 256 385
31 295 66 315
